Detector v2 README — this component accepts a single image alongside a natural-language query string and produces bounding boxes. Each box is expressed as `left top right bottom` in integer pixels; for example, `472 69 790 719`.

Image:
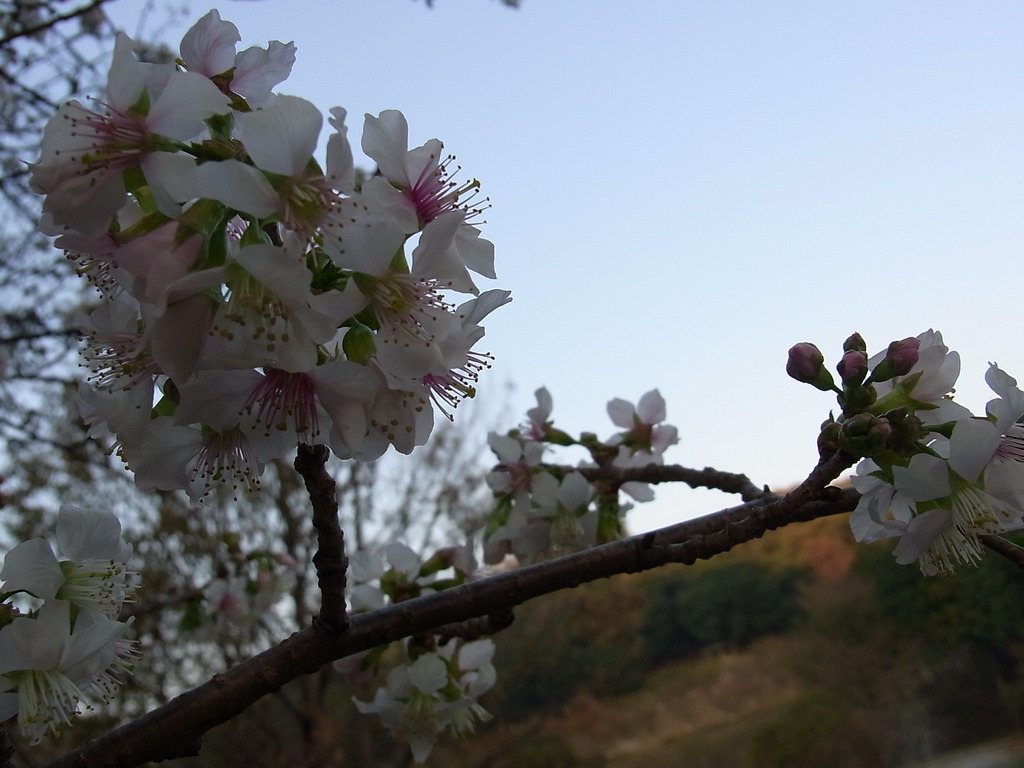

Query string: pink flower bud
837 350 868 384
787 342 825 382
787 343 835 391
886 337 921 377
843 332 867 353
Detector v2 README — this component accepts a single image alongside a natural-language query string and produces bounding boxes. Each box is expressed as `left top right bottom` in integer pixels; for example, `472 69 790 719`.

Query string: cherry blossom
1 506 134 618
0 601 133 744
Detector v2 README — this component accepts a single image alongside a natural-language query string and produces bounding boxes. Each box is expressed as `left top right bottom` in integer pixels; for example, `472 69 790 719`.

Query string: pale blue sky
110 0 1024 531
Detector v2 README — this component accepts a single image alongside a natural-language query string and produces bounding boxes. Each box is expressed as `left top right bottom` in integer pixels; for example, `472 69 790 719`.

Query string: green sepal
309 256 348 294
343 321 376 364
869 371 923 416
115 209 172 243
151 394 178 418
127 86 151 117
388 245 410 274
838 383 877 417
305 156 324 177
122 165 148 197
239 220 272 247
596 503 623 544
545 427 577 446
206 112 234 143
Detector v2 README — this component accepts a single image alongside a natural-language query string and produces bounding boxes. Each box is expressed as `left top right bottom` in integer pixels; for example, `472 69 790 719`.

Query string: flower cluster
34 10 509 502
181 537 296 642
789 330 1024 574
484 387 678 562
353 638 496 763
0 506 138 743
348 540 477 611
343 542 490 761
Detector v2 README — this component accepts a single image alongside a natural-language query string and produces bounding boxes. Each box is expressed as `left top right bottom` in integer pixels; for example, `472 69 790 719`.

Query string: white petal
893 508 952 565
636 390 667 424
182 159 279 217
146 70 231 140
457 639 496 670
56 506 131 563
179 10 239 76
893 453 950 502
949 418 1000 484
348 550 384 582
0 539 62 600
235 95 322 176
386 542 420 575
231 41 296 107
606 398 636 429
362 110 411 183
407 653 447 694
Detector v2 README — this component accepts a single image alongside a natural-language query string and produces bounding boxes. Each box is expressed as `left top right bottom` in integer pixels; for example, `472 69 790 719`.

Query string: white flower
606 388 679 456
0 601 133 744
870 329 968 423
30 34 230 234
1 507 134 617
179 9 295 106
850 366 1024 575
353 638 497 762
486 432 544 499
524 387 554 441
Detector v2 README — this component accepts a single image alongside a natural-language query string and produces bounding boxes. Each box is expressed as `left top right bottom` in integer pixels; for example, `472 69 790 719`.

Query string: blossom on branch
0 509 137 743
32 11 509 500
353 638 496 762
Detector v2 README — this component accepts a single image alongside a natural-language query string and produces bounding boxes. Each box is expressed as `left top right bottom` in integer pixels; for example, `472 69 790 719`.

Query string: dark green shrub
644 561 809 664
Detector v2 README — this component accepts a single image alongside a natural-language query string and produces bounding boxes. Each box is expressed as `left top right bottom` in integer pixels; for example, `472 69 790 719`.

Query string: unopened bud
787 343 835 391
418 548 456 576
843 332 867 353
872 337 921 382
839 413 892 458
837 350 868 385
342 322 376 365
887 337 921 374
838 383 877 415
881 407 927 452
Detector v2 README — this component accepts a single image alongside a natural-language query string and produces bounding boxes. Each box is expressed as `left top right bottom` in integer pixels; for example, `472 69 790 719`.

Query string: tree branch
981 534 1024 570
294 444 349 634
40 456 857 768
577 463 772 502
0 0 109 47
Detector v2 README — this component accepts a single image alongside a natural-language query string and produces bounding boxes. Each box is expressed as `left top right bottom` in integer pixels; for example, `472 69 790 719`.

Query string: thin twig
0 0 110 47
576 463 772 502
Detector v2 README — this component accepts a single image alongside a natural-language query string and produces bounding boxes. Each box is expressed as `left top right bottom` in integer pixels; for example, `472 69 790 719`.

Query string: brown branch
294 444 349 634
0 329 80 345
0 0 110 47
576 463 772 502
432 608 516 645
40 461 857 768
981 534 1024 570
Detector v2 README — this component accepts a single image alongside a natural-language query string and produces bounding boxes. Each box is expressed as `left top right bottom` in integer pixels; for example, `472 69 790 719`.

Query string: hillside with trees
409 514 1024 768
